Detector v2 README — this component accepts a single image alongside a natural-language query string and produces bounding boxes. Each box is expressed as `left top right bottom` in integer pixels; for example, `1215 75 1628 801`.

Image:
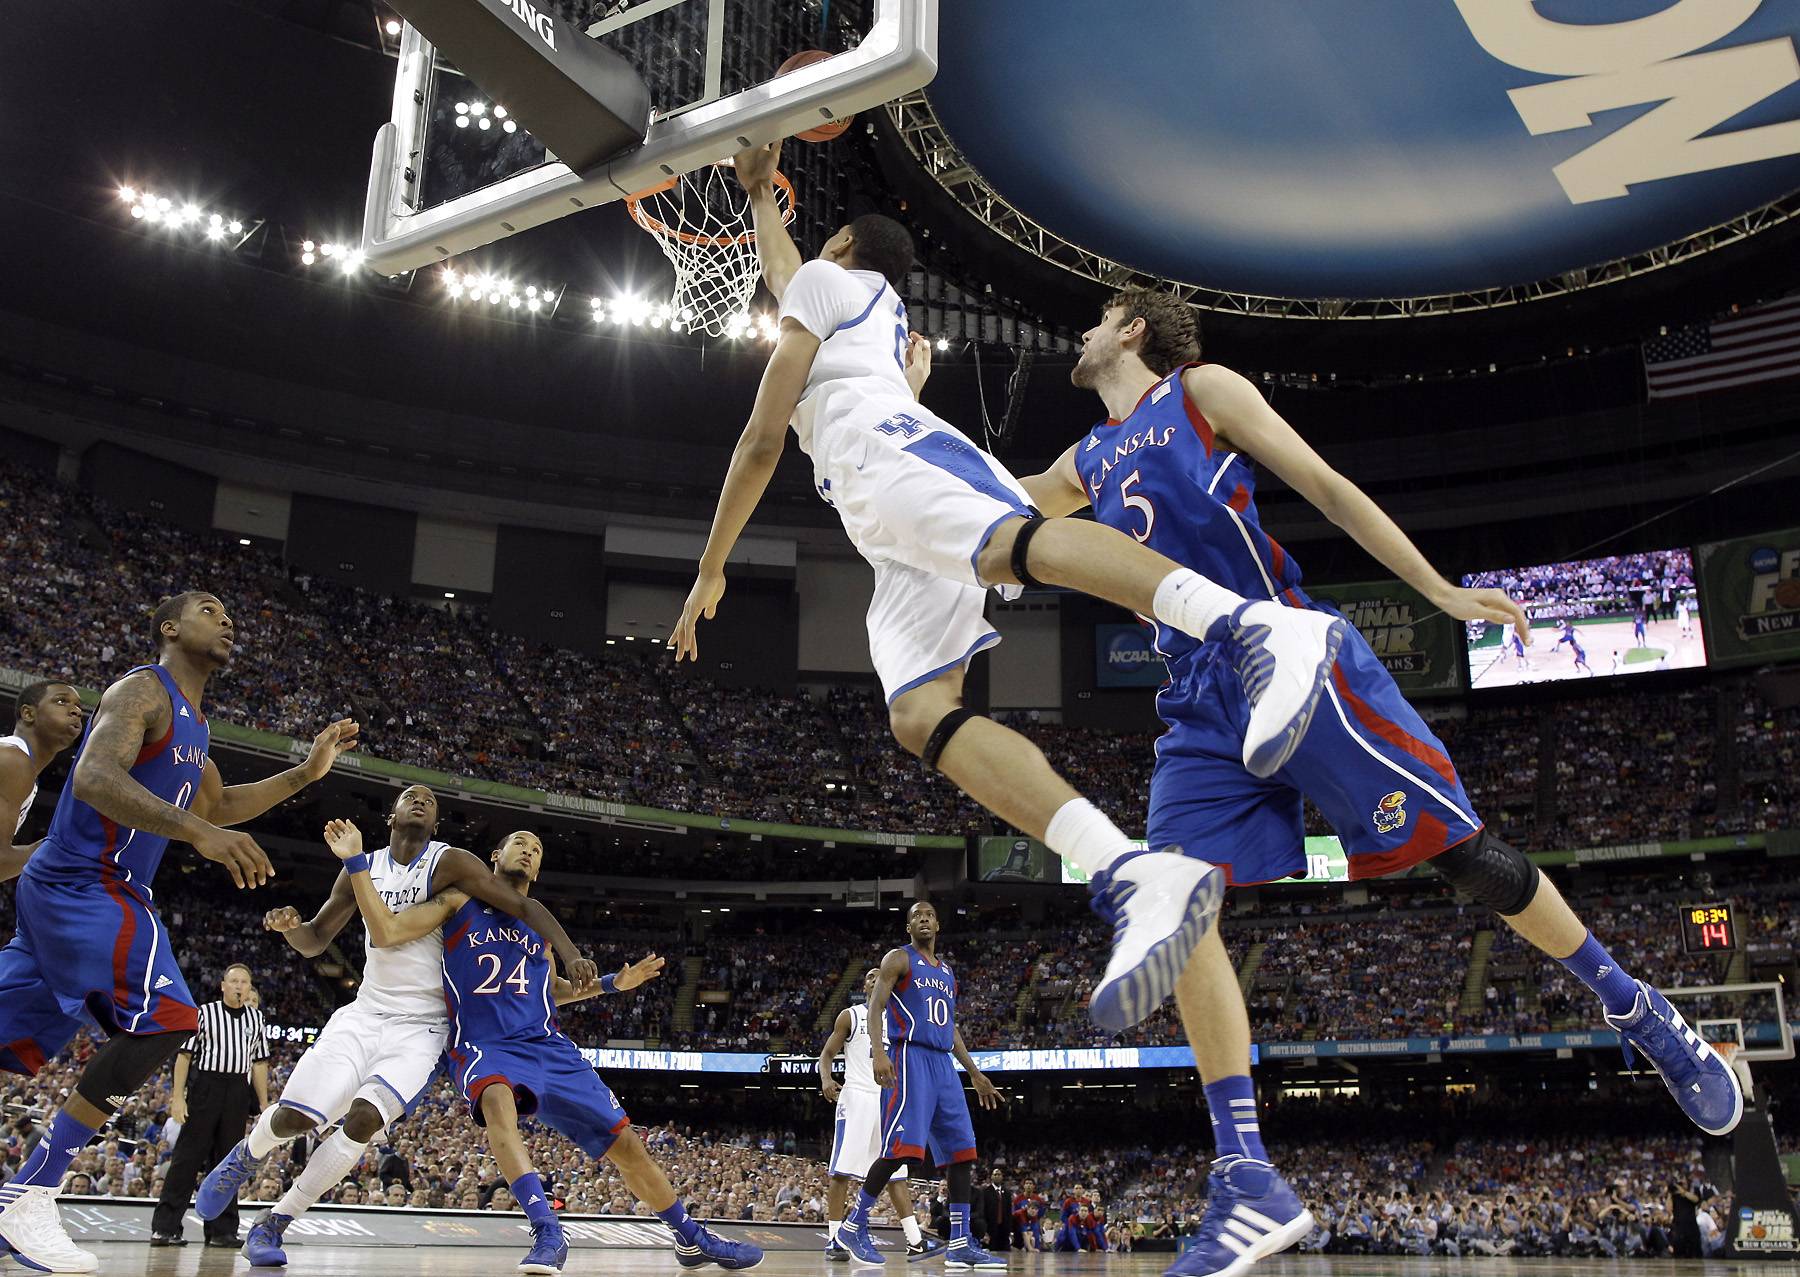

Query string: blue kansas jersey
888 943 958 1051
1072 364 1304 674
442 898 557 1042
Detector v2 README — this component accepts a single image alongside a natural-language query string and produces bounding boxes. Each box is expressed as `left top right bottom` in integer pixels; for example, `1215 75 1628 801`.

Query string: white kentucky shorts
812 388 1037 703
277 1001 449 1131
829 1087 909 1182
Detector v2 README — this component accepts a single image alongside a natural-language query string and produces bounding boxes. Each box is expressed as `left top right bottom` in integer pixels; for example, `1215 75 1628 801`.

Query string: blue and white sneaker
1224 601 1345 779
1088 850 1224 1031
944 1239 1007 1270
907 1235 946 1262
1606 980 1744 1135
1165 1157 1314 1277
197 1138 267 1221
675 1223 764 1269
838 1220 887 1266
242 1211 293 1268
519 1218 568 1273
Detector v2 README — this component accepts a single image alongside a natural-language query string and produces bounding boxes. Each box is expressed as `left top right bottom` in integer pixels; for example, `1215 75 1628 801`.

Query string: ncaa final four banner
1698 529 1800 668
1307 580 1464 698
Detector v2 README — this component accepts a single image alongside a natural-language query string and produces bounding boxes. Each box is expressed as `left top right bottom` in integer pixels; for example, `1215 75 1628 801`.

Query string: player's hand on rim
732 140 781 189
323 818 364 861
1434 586 1533 645
194 824 274 889
614 952 666 991
672 571 726 662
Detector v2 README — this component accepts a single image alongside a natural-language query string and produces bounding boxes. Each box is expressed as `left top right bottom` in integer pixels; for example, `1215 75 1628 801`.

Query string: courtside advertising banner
1698 529 1800 668
1309 580 1464 697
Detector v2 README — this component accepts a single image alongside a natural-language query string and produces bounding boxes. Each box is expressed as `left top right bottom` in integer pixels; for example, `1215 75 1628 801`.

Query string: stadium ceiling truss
886 91 1800 321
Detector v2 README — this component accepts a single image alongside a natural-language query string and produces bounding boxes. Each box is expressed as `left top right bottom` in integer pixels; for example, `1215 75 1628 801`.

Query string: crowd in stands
6 458 1796 852
1462 550 1697 623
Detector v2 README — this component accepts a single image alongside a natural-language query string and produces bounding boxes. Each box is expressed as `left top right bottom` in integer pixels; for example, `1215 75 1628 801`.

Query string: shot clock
1678 902 1738 954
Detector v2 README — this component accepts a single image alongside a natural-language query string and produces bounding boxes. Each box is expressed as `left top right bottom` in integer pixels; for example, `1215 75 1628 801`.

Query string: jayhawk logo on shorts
1372 790 1408 834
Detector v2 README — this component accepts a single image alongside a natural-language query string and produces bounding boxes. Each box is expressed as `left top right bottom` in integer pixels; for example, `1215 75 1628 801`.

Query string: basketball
776 50 853 142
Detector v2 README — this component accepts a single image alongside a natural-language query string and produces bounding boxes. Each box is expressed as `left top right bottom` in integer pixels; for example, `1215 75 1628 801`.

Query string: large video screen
1464 548 1707 688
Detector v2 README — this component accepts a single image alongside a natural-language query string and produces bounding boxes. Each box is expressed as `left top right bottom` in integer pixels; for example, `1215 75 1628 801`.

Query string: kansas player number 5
473 952 531 995
1120 470 1156 542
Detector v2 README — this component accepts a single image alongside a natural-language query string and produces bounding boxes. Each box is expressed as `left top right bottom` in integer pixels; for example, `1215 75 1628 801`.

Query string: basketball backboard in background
362 0 936 274
1662 982 1792 1063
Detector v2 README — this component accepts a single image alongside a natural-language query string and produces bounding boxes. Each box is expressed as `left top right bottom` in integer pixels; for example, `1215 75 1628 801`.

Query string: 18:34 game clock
1678 902 1738 954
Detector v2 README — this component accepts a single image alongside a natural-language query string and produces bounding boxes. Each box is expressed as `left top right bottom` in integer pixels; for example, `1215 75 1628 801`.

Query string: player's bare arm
672 321 821 662
735 140 802 300
1018 442 1091 517
0 748 39 880
818 1007 854 1102
264 869 359 958
866 947 910 1089
72 670 273 888
552 951 663 1006
195 719 359 827
1182 363 1531 639
432 846 600 991
322 817 468 946
950 1026 1002 1110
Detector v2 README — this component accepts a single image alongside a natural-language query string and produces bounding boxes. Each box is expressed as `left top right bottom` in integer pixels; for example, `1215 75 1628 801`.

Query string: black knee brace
922 707 981 772
1427 828 1539 916
946 1161 974 1203
75 1029 188 1115
1009 514 1050 590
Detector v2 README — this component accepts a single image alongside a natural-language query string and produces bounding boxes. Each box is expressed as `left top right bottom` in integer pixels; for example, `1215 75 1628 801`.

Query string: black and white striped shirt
182 1001 269 1077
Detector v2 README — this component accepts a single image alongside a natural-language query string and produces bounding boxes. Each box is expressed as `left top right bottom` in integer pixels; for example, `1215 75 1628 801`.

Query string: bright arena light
455 116 470 129
119 186 136 202
493 105 508 120
477 117 491 131
936 337 948 351
502 120 517 134
385 18 402 35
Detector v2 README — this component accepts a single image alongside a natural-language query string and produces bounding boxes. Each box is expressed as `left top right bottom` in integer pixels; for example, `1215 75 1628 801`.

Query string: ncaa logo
1750 546 1781 574
1106 630 1156 668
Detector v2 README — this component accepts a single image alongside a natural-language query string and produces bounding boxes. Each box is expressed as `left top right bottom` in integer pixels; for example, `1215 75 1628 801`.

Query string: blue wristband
343 852 371 875
600 973 618 995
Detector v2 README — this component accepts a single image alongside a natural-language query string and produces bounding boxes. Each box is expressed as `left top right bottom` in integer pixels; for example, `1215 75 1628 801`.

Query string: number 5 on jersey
1120 469 1155 542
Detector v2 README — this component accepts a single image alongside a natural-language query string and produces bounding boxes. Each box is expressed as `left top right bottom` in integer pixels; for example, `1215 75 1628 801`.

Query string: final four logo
1735 544 1800 642
1323 595 1431 676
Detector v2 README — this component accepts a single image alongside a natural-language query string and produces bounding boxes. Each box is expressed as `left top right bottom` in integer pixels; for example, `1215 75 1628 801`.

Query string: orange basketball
776 50 854 142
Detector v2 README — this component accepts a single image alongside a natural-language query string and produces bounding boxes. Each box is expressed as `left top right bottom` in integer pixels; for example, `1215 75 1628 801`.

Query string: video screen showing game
1464 548 1707 688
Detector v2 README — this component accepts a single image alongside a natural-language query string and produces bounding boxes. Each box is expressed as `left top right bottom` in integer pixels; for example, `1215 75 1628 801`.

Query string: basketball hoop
625 162 795 338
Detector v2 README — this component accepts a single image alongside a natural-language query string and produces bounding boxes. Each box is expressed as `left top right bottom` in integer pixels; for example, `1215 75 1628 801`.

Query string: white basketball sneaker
0 1186 98 1273
1223 601 1345 778
1087 850 1224 1032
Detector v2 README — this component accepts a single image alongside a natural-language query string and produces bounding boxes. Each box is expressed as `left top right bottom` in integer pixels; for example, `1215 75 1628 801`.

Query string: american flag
1643 293 1800 399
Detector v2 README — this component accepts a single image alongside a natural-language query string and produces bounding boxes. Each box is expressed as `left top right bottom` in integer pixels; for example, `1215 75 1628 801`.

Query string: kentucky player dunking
1020 293 1744 1277
837 902 1003 1271
0 591 356 1272
321 824 758 1274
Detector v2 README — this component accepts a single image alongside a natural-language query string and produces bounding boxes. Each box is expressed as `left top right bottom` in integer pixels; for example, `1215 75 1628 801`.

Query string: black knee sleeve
946 1161 974 1203
861 1156 906 1199
1009 514 1050 589
922 707 981 772
1428 828 1539 916
75 1029 187 1115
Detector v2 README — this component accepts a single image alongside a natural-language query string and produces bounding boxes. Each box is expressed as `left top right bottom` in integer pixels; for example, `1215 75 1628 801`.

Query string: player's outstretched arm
73 670 272 887
817 1007 853 1103
199 719 359 827
432 847 600 992
866 947 910 1088
672 321 819 663
323 816 468 946
264 870 358 958
950 1026 1002 1110
553 951 664 1005
1017 442 1091 517
734 141 803 300
1182 364 1531 640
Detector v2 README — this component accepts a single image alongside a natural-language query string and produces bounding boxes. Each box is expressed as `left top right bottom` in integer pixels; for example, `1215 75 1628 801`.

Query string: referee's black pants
152 1071 254 1240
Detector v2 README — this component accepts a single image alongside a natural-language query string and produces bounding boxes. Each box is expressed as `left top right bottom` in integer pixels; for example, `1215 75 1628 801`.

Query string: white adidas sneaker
0 1186 98 1273
1222 601 1345 778
1087 850 1224 1031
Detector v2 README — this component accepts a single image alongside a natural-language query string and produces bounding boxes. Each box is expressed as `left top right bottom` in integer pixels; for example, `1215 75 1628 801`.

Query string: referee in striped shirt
151 964 270 1247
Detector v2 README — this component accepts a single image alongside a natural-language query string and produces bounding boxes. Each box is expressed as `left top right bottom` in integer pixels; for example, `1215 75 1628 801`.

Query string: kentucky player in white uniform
819 968 939 1262
0 681 84 872
675 142 1348 1032
195 787 599 1264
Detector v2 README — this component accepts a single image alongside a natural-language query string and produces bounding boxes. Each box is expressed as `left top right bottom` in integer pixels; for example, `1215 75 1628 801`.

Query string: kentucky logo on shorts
1371 790 1408 834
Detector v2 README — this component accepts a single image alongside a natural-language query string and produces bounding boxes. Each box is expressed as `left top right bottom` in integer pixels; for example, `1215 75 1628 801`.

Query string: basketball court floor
124 1249 1771 1275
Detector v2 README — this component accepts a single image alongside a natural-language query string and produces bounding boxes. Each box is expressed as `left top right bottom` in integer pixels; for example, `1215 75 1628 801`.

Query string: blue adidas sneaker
837 1220 887 1266
1088 850 1224 1032
1165 1157 1314 1277
518 1218 568 1273
197 1139 267 1221
944 1239 1007 1270
675 1223 763 1269
1606 980 1744 1135
242 1211 292 1268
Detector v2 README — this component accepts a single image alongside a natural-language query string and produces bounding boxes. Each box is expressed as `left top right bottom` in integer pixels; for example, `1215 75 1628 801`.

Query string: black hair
846 213 914 289
151 591 214 650
14 680 65 728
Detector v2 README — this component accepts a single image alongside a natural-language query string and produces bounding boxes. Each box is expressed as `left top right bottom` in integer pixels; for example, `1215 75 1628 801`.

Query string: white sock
901 1216 923 1245
275 1130 368 1220
246 1107 292 1160
1152 569 1244 641
828 1219 842 1242
1045 798 1132 878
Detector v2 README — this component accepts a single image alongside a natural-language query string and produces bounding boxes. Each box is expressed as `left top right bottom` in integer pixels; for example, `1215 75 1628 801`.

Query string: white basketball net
626 163 795 338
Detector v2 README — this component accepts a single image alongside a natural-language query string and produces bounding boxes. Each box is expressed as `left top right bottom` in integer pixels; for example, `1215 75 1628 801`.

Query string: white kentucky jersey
779 259 911 456
357 840 450 1021
842 1001 890 1096
0 735 34 837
